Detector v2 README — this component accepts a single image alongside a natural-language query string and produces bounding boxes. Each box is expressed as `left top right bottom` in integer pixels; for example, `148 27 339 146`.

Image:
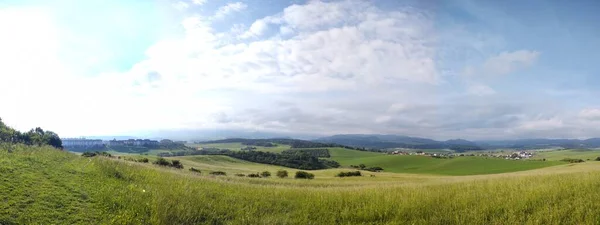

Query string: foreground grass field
4 144 600 224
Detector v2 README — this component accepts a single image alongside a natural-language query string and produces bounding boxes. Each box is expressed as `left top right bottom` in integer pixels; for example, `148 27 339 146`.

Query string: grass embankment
327 147 563 175
3 144 600 224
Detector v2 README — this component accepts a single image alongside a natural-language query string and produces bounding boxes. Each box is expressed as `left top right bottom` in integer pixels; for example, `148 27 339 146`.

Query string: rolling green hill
4 143 600 224
327 147 564 175
533 149 600 161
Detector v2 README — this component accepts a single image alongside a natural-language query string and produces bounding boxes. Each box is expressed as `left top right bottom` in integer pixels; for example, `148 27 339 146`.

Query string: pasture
3 144 600 224
327 147 563 175
533 148 600 161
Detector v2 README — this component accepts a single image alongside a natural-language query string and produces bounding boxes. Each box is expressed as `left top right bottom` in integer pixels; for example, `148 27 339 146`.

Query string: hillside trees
0 118 63 149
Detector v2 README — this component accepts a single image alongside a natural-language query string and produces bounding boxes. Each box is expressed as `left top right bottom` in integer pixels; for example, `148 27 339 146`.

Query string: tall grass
2 144 600 224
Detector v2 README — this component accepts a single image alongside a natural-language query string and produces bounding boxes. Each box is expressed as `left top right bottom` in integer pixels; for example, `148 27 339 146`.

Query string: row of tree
158 148 340 170
0 117 63 149
282 149 330 158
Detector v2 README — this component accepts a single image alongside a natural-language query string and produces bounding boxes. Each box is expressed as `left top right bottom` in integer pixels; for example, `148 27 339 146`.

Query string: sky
1 0 600 140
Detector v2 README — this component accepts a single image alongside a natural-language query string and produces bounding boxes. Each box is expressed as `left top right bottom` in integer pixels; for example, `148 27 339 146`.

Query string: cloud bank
1 0 599 140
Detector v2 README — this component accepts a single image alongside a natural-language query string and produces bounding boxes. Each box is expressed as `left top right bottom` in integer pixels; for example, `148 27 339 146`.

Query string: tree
359 164 366 169
260 171 271 178
276 170 288 178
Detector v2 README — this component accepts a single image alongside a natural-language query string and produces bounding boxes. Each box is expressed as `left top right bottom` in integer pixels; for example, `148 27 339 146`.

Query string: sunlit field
3 144 600 224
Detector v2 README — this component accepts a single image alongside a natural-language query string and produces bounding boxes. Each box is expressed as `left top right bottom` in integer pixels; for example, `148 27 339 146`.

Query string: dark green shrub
336 171 362 177
189 167 201 173
81 152 97 157
210 171 226 176
561 158 585 163
595 157 600 161
295 171 314 179
260 171 271 178
138 158 149 163
364 167 384 172
276 170 288 178
247 173 260 178
171 160 184 169
235 173 245 177
153 157 171 166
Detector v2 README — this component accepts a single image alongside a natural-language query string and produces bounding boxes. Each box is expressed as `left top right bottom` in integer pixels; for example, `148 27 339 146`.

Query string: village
389 149 535 160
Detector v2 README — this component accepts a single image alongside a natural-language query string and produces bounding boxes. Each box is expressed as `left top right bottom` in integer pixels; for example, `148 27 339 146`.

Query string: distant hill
196 138 366 150
314 134 482 152
316 134 600 150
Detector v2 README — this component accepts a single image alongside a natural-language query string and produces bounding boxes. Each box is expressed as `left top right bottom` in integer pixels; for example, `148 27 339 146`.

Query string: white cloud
466 83 496 96
5 1 596 140
517 118 563 131
241 19 269 38
213 2 247 20
172 1 189 11
579 109 600 121
482 50 540 75
191 0 207 5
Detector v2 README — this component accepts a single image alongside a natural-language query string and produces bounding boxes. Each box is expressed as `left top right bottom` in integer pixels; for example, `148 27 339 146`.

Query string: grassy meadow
533 148 600 161
327 147 563 175
4 143 600 224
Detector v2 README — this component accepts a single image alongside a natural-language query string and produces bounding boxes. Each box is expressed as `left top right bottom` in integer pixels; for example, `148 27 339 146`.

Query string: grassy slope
534 149 600 161
328 148 564 175
3 144 600 224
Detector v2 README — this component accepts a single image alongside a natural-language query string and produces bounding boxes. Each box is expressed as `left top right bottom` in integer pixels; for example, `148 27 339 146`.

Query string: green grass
328 148 564 175
5 144 600 224
534 149 600 161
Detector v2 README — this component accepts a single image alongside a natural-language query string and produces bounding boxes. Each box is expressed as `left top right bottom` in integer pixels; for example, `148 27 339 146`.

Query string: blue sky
1 0 600 140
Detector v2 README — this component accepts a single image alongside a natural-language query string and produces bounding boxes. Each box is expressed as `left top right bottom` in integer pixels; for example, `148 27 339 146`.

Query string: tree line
0 117 62 149
282 149 330 158
158 148 340 170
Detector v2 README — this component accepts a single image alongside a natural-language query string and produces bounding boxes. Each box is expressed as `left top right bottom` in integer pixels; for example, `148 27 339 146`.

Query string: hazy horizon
2 0 600 140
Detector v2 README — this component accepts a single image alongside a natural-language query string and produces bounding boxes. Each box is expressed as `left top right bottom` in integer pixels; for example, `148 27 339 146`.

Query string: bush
561 158 585 163
247 173 260 178
81 152 97 157
81 151 112 157
153 158 171 166
295 171 314 179
171 160 184 169
210 171 227 176
336 171 362 177
364 167 384 172
138 158 149 163
235 173 245 177
260 171 271 178
595 157 600 161
189 167 201 173
276 170 288 178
